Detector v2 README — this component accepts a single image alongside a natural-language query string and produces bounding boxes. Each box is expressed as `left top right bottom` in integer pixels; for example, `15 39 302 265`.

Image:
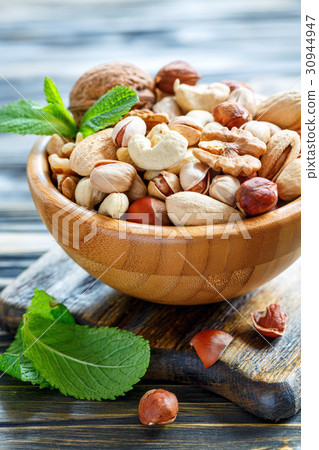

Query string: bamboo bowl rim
27 136 301 241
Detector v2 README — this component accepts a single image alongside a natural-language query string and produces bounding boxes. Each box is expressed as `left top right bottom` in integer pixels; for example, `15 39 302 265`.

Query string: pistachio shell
90 160 137 193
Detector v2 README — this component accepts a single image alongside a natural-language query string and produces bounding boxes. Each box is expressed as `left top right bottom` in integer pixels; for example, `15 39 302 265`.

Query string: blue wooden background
0 0 301 448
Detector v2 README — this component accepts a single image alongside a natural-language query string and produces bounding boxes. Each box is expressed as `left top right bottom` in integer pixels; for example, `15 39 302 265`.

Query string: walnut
69 62 155 125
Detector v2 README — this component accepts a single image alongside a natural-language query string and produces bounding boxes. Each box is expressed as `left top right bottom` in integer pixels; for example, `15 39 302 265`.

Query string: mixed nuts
47 60 301 226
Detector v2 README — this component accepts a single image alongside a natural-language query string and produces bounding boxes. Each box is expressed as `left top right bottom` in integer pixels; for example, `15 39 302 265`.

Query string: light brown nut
116 146 142 170
179 162 210 194
186 110 214 126
152 96 182 119
166 191 241 226
126 175 147 202
168 116 203 147
61 142 77 158
90 160 137 193
259 130 300 181
69 129 118 176
124 109 169 131
61 176 80 201
276 158 301 201
46 134 72 156
69 61 155 125
155 61 200 95
74 177 106 209
229 86 257 116
194 142 261 177
255 91 301 130
48 154 76 175
200 126 267 158
213 101 252 129
143 170 161 181
167 148 200 175
209 175 240 206
148 171 181 200
112 116 147 147
56 174 68 191
98 193 129 219
174 80 230 113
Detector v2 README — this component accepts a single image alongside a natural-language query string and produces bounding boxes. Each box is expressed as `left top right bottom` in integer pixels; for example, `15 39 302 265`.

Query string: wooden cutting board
0 246 300 421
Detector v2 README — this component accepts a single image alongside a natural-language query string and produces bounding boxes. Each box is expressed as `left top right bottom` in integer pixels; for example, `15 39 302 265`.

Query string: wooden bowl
27 137 301 305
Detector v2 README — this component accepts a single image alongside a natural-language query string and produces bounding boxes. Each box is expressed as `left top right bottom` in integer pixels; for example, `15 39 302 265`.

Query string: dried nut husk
112 116 147 147
116 146 142 171
75 177 106 209
167 148 199 175
61 142 77 158
276 158 301 201
240 121 273 144
186 110 214 126
152 96 182 119
126 175 147 202
90 160 137 193
174 79 230 113
46 134 72 155
155 60 200 95
168 116 203 147
255 91 301 130
48 154 76 175
213 101 252 129
124 109 169 131
69 62 155 125
61 175 80 201
98 193 129 219
166 191 241 226
128 127 188 171
148 171 181 200
194 142 261 177
229 86 257 116
209 175 240 206
143 170 161 181
70 129 117 176
259 130 300 181
179 162 210 194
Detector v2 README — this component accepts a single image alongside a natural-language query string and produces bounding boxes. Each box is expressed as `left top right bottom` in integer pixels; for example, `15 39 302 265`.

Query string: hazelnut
251 304 288 338
220 80 253 93
112 116 147 147
138 389 179 426
235 177 278 217
213 101 252 129
69 62 155 124
98 193 129 219
74 177 106 209
155 61 200 95
127 197 170 226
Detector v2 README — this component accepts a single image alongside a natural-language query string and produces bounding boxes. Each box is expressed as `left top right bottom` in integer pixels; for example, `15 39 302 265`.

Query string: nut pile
48 60 301 226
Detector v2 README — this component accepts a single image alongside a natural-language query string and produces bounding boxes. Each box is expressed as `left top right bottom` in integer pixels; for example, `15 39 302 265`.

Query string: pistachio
126 175 147 202
229 86 257 116
75 177 106 209
255 91 301 131
276 158 301 201
174 80 230 112
90 160 137 193
112 116 147 147
168 116 203 147
148 171 181 200
166 191 241 226
209 175 240 206
98 193 129 219
179 162 210 194
70 128 118 176
167 148 199 175
240 121 272 144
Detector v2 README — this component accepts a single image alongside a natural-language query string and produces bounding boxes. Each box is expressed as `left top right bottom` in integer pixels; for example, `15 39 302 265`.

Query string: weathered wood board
0 246 300 421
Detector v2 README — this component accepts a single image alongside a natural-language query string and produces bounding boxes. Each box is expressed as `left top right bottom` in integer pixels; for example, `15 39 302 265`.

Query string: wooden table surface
0 0 300 448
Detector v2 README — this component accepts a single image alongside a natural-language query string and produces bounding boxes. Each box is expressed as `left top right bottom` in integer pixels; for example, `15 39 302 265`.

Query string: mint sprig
0 289 150 400
0 79 139 139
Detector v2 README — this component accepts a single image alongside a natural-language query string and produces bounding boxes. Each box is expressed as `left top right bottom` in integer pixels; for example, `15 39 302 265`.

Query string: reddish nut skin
138 389 179 426
126 197 170 226
220 80 253 93
190 329 233 369
153 174 173 196
252 304 288 338
237 172 257 184
213 101 252 129
154 60 201 95
235 177 278 217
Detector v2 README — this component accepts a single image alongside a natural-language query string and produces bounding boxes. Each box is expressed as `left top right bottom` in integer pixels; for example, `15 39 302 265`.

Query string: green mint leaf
0 289 75 387
0 99 77 138
44 77 64 106
21 314 150 400
79 85 139 137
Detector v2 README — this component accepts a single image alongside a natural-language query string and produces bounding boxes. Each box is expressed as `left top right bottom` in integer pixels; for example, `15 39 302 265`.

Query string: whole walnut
69 62 156 125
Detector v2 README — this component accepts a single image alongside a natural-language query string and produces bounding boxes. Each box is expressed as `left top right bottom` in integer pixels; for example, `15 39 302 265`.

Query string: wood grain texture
0 246 300 421
26 137 301 305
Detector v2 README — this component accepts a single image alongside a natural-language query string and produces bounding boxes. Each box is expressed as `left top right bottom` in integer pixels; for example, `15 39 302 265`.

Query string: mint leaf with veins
21 314 150 400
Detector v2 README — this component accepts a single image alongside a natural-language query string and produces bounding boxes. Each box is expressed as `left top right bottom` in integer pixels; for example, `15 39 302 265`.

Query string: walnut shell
69 62 155 125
